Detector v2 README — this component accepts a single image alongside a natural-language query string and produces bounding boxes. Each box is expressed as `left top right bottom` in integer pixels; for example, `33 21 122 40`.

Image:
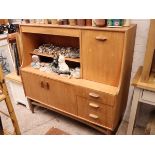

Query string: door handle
89 92 100 98
40 81 44 88
89 102 99 108
45 82 50 90
96 36 107 41
89 114 99 119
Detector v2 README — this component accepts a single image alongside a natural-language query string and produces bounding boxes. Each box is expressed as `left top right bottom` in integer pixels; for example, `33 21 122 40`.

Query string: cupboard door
21 72 47 104
82 30 124 86
45 79 77 115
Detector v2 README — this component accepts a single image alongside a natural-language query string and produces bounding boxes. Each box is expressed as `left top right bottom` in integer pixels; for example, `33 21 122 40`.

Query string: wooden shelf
63 57 80 63
30 51 80 63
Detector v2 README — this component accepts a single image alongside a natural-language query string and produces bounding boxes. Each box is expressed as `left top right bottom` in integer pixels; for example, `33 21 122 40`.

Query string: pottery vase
62 19 69 25
93 19 106 27
86 19 92 26
123 19 130 27
69 19 77 26
77 19 86 26
44 19 48 24
57 19 63 25
51 19 58 25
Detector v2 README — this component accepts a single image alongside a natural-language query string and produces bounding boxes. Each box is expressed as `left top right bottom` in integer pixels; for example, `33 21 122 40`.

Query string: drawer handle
40 81 44 88
89 92 100 98
96 36 107 41
89 114 99 119
45 82 50 90
89 103 99 108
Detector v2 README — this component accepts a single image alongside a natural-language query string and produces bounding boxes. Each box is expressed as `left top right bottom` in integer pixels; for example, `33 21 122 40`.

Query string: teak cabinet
20 24 137 134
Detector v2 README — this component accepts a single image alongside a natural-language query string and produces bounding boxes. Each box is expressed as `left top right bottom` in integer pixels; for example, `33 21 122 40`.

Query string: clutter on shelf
33 44 80 59
26 19 130 27
31 54 80 79
107 19 123 27
92 19 106 27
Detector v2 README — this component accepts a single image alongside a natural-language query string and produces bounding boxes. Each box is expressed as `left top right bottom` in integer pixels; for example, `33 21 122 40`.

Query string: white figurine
70 67 80 79
31 55 40 69
58 54 69 73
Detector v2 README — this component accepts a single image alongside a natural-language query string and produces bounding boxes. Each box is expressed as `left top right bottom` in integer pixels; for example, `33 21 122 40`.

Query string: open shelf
30 50 80 63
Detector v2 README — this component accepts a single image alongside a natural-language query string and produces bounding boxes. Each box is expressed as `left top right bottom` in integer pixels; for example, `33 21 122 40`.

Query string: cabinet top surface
21 66 119 95
20 23 136 32
132 66 155 91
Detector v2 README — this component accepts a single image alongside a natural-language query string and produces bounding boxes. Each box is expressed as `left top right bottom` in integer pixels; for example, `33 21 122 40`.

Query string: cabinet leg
127 88 141 135
27 98 35 113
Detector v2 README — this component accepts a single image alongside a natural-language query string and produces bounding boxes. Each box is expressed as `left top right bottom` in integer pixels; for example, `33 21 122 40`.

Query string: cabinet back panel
38 34 79 48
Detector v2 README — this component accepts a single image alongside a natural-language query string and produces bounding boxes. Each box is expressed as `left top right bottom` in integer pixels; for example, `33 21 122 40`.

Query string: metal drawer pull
96 36 107 41
89 103 99 108
89 92 100 98
89 114 99 119
40 81 44 88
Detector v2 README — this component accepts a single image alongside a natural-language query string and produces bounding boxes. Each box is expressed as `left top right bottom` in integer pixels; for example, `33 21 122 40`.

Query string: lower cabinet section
21 71 116 132
77 96 113 128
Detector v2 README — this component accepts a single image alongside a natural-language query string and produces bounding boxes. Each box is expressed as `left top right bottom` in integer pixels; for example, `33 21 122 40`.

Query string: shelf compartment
30 50 80 63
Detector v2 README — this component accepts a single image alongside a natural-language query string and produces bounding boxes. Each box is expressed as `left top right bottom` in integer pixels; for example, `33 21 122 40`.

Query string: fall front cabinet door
82 30 124 86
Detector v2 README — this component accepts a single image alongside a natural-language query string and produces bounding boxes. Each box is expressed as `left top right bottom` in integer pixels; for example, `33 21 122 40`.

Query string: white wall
124 19 151 126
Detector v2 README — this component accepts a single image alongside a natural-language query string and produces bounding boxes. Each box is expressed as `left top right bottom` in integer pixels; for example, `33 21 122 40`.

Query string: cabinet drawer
76 86 115 106
86 89 115 106
142 90 155 103
77 96 113 128
82 30 124 86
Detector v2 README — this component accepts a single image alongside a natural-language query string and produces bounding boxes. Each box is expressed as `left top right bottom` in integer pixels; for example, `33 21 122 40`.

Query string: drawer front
77 96 113 128
142 90 155 103
86 89 115 106
82 30 124 86
76 86 115 106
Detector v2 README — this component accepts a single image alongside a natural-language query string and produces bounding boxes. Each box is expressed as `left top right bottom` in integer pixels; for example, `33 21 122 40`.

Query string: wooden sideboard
20 24 136 134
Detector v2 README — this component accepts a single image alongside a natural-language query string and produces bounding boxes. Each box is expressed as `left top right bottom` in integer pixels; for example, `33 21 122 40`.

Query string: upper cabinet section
20 24 136 87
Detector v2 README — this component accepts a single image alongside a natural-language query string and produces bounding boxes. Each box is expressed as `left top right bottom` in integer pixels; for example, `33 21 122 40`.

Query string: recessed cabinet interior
20 24 136 134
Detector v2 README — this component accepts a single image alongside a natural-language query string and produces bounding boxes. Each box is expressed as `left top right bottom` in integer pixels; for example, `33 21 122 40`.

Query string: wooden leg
127 87 141 135
0 116 4 135
27 98 35 113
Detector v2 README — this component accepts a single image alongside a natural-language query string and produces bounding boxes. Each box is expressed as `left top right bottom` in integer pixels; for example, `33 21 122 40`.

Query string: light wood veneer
20 24 137 134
